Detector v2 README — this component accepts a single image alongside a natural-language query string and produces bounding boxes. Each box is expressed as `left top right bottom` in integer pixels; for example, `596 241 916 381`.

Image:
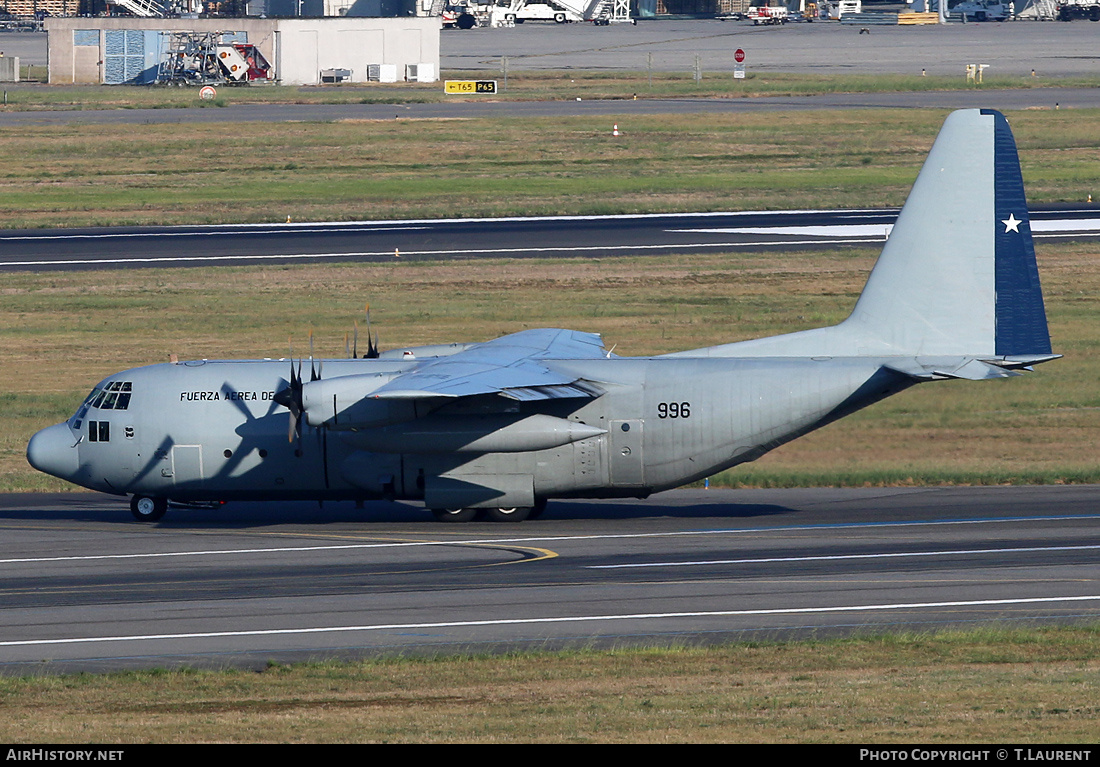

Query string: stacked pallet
897 11 939 23
4 0 77 17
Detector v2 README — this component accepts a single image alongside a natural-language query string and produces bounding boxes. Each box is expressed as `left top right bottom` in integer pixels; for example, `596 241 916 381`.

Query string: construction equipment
156 32 273 86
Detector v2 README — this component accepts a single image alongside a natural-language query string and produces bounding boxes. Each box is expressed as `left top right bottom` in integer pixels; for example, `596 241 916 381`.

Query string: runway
1 485 1098 674
1 87 1099 129
2 205 1098 271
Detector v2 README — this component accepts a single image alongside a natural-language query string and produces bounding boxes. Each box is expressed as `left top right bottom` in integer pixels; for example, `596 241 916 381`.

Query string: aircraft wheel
431 507 477 523
130 495 168 522
485 506 531 523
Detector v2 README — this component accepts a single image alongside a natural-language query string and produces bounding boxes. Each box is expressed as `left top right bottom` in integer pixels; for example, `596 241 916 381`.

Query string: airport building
44 16 441 86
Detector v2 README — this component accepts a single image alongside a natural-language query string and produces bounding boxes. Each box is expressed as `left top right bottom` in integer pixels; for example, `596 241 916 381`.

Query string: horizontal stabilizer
884 357 1027 381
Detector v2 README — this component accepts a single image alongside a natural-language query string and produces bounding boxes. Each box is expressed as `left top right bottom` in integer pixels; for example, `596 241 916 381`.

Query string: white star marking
1003 213 1022 233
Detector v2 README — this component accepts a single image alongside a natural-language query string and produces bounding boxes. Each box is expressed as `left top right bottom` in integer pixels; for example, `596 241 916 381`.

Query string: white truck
825 0 861 17
747 5 789 23
442 0 624 25
510 2 582 21
1056 0 1100 19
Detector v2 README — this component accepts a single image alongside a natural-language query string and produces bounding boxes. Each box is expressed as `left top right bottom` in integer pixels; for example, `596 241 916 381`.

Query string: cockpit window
71 381 133 428
94 382 131 410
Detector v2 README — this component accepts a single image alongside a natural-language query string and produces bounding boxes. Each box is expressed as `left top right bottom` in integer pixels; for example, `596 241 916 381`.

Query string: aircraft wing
370 328 608 401
299 328 610 429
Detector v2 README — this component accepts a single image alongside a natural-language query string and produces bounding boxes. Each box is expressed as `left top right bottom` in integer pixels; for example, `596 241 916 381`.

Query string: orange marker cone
612 123 621 137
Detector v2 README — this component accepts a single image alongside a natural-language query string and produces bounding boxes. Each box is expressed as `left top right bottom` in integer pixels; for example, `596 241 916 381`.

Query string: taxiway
1 205 1097 271
1 485 1097 673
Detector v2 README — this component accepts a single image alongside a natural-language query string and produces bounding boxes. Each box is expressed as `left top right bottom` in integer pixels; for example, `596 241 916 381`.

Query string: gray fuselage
29 354 909 510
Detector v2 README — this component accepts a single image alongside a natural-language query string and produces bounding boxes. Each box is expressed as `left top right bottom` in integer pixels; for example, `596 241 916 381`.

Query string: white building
45 16 440 86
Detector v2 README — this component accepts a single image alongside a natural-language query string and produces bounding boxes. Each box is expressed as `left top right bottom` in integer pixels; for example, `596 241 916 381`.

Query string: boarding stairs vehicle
1013 0 1056 18
105 0 201 16
106 0 171 16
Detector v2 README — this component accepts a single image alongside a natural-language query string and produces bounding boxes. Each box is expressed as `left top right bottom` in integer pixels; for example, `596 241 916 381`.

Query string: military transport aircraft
27 109 1057 523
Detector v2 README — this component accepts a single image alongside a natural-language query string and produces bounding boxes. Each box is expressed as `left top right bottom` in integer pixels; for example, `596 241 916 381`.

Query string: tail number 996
657 402 691 419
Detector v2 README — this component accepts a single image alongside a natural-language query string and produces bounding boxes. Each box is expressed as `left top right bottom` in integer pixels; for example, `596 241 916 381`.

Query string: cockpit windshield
70 381 132 429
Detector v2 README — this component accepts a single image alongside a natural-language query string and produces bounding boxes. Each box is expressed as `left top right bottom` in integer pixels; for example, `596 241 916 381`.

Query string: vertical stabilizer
843 109 1051 358
677 109 1053 361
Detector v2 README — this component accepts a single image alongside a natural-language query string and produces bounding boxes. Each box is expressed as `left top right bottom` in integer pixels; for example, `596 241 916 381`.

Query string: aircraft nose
27 423 80 480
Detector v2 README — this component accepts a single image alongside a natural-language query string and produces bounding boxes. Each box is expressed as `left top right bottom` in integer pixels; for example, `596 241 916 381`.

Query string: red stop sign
735 48 745 63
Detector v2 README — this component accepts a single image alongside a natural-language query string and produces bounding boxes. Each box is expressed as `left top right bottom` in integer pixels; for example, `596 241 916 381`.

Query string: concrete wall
0 57 19 83
45 17 440 86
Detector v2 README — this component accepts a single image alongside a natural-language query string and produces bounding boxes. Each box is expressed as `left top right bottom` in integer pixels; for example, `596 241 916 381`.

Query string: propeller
273 334 311 445
275 305 382 446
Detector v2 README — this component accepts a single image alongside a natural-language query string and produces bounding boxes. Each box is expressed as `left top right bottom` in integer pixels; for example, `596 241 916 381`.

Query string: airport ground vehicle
1056 0 1100 19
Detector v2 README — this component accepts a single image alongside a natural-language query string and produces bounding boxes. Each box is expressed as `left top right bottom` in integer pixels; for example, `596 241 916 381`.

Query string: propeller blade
309 329 319 382
365 304 380 359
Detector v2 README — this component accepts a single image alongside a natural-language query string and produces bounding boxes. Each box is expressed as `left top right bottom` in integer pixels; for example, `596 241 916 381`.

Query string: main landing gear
431 499 547 523
130 495 168 522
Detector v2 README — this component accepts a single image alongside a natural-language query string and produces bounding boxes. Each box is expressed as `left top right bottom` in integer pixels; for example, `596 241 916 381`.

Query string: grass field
2 627 1097 742
0 107 1096 229
9 70 1100 109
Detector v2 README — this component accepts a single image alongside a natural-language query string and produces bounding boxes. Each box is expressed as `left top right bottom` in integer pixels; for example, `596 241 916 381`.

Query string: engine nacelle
301 372 416 429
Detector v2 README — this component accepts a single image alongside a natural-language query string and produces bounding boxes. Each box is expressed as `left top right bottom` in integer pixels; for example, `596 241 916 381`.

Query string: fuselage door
171 444 204 489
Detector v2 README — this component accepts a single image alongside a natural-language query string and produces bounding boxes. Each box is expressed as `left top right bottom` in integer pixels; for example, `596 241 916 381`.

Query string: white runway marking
669 218 1100 239
669 224 895 238
3 514 1096 565
0 226 429 242
2 596 1098 648
587 544 1100 569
